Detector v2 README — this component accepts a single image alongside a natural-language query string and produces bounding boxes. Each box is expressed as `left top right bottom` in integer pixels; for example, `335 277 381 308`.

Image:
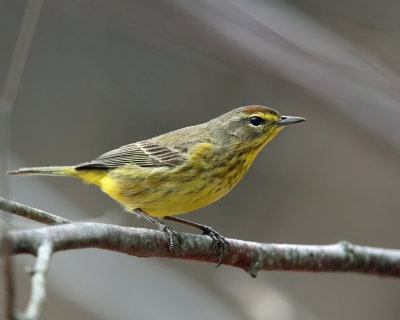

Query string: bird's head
208 105 305 150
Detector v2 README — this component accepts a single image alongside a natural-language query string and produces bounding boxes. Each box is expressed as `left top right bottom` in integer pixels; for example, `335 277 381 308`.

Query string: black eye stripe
249 116 263 126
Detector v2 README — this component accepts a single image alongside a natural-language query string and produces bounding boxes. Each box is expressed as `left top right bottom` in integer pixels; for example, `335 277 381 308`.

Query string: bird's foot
159 224 182 255
200 226 230 266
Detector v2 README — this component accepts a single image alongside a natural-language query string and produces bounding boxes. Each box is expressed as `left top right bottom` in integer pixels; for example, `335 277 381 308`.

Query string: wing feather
75 141 186 170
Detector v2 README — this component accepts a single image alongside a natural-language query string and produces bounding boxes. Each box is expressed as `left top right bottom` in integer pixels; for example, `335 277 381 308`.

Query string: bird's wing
75 141 186 169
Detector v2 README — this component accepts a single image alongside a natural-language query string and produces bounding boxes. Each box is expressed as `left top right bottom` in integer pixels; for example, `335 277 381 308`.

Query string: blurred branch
1 234 16 320
15 240 53 320
2 196 400 278
171 0 400 150
0 0 44 114
1 1 45 319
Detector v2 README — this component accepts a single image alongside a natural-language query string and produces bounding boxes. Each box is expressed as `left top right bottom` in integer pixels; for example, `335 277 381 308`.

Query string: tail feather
7 166 76 177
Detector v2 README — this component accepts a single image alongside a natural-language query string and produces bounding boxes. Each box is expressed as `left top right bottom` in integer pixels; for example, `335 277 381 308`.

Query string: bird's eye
249 116 263 126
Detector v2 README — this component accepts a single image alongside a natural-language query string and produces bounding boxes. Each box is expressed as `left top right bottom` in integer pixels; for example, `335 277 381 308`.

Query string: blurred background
1 0 400 319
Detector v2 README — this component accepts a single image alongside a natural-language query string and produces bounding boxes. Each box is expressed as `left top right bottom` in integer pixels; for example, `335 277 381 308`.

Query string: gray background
1 0 400 319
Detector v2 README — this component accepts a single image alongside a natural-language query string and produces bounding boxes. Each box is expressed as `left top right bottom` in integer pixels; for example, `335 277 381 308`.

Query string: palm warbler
8 105 305 253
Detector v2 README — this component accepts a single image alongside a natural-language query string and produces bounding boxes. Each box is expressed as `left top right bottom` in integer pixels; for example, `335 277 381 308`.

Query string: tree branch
1 234 16 320
0 197 71 225
2 196 400 278
15 240 53 320
4 222 400 278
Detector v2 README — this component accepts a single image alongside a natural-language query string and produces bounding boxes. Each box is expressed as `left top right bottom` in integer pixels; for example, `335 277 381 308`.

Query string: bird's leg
134 209 181 253
163 216 230 266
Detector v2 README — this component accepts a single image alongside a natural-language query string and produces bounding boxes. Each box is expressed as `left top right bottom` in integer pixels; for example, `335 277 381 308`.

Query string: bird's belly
98 162 248 217
140 181 230 216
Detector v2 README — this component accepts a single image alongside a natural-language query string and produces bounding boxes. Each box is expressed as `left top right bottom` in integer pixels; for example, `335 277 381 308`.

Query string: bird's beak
277 115 306 126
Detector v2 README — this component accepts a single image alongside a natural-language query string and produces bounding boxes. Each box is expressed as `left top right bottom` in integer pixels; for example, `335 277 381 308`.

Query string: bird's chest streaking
97 142 256 217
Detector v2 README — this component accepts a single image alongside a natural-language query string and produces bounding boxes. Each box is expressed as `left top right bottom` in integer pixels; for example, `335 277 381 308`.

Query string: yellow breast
77 142 252 217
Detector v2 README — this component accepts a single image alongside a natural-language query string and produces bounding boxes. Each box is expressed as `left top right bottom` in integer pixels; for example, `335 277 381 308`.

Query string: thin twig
15 240 53 320
0 197 71 225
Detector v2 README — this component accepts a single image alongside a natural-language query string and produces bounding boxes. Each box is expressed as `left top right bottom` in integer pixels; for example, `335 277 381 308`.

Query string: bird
8 105 305 259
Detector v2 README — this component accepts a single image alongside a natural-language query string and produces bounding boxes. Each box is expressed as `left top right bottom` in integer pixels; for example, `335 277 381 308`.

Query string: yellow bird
9 105 305 253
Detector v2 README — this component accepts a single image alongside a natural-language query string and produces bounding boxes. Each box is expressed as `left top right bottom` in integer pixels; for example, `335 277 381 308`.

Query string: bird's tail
7 166 77 177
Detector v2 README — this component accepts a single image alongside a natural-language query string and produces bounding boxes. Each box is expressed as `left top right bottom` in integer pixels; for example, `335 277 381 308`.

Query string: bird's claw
160 225 182 256
201 226 230 266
